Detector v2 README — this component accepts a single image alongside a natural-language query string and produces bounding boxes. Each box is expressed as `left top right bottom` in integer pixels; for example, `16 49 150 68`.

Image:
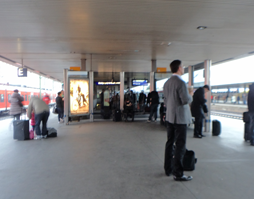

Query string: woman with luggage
9 89 24 120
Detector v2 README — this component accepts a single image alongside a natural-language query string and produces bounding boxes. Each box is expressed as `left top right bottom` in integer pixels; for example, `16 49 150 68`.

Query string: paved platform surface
0 114 253 199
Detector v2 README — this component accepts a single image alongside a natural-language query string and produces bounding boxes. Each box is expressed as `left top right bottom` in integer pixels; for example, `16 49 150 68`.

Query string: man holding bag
191 85 210 138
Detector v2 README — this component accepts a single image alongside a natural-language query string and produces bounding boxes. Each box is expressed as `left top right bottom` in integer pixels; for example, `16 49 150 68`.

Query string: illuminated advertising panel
69 79 89 116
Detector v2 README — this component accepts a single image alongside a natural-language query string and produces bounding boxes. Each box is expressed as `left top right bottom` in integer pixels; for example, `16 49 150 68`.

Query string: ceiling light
167 42 172 46
161 42 165 45
197 26 207 30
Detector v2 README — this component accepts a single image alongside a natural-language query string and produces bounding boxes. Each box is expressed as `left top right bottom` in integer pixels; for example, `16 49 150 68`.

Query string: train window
8 94 11 101
1 94 4 102
25 95 27 101
28 95 30 101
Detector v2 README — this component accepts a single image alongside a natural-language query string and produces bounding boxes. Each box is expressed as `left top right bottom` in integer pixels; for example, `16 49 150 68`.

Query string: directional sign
17 68 27 77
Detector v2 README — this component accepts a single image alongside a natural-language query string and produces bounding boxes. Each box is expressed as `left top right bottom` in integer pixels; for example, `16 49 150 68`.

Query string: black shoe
250 143 254 146
174 175 193 181
165 171 171 177
193 135 202 138
201 134 206 137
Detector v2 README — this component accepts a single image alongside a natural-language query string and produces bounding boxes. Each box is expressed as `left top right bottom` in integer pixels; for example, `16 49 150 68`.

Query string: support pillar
39 75 42 98
188 65 194 87
150 59 156 91
120 72 125 111
63 69 69 125
204 60 211 132
150 72 155 92
81 59 86 71
89 71 94 122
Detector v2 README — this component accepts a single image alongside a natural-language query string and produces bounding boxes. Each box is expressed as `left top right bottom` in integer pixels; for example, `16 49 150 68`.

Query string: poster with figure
70 79 89 115
103 90 110 107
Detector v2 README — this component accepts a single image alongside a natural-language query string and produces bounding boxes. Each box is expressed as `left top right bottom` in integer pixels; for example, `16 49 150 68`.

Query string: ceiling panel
0 0 254 81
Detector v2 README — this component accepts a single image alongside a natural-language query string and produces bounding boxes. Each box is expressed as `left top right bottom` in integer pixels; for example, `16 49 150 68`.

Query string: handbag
18 98 23 107
52 104 58 114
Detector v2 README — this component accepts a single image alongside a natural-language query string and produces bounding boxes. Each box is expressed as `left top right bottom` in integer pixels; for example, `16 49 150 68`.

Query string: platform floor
0 114 254 199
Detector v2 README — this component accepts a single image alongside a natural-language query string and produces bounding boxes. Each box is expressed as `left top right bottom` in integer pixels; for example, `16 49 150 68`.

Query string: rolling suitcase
13 120 30 140
212 120 221 136
103 107 111 119
183 149 197 171
244 123 250 141
113 109 122 122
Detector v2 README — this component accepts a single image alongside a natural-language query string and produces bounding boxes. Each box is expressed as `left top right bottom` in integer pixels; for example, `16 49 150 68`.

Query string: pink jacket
31 112 36 126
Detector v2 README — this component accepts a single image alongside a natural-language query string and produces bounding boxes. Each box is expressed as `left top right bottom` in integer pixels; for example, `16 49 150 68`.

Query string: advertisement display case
69 78 89 116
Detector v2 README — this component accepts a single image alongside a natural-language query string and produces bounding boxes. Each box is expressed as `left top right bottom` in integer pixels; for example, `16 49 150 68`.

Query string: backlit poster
70 79 89 115
103 90 110 107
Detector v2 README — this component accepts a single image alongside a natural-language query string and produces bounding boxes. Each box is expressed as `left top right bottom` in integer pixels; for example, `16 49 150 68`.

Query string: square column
89 71 94 122
120 72 125 110
188 65 194 87
204 60 211 132
63 69 69 125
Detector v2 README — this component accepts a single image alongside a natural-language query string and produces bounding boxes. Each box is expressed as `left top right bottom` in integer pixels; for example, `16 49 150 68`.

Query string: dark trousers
194 116 203 136
58 108 63 121
35 111 49 136
149 104 158 120
249 112 254 145
164 122 187 177
13 114 21 120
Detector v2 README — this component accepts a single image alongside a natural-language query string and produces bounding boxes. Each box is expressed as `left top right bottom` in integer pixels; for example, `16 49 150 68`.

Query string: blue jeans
13 114 21 120
35 111 49 136
57 108 63 122
149 104 158 120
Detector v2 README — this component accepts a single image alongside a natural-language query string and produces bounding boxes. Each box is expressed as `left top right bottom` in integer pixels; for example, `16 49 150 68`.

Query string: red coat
42 96 50 105
31 112 36 126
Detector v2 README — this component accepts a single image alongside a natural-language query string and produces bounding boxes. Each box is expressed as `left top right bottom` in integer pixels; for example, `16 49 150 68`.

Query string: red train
0 85 57 114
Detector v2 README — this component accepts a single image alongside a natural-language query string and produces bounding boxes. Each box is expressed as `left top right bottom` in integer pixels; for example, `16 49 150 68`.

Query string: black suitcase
47 128 57 138
13 120 30 140
113 109 122 121
183 149 197 171
212 120 221 136
244 123 250 141
103 107 111 119
243 112 250 123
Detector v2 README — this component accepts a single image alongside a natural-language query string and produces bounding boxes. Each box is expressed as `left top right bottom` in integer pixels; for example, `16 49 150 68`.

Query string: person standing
138 91 146 112
9 89 24 120
147 91 159 122
163 60 193 181
248 83 254 146
191 85 210 138
42 94 51 105
56 91 64 123
27 96 49 139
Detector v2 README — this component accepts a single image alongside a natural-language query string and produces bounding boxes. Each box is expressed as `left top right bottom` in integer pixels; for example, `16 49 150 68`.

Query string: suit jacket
191 87 207 118
248 83 254 112
163 75 192 124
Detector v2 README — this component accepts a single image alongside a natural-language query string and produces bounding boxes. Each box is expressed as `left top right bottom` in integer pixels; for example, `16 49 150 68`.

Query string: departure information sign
132 79 148 86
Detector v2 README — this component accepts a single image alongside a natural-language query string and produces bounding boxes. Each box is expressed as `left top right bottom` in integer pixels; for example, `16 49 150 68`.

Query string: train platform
1 114 254 199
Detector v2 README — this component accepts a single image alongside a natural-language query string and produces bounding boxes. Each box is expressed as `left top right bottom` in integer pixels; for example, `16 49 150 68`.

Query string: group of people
9 89 64 139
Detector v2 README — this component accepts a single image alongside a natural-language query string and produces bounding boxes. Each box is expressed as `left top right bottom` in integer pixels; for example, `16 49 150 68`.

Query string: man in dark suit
248 83 254 146
147 90 159 122
163 60 193 181
191 85 210 138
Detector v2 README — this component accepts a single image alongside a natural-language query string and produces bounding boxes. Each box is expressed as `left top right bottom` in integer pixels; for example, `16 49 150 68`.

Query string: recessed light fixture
160 42 165 45
197 26 207 30
167 42 172 46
